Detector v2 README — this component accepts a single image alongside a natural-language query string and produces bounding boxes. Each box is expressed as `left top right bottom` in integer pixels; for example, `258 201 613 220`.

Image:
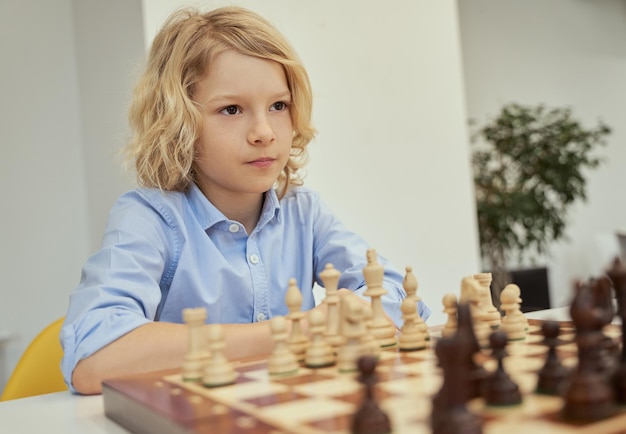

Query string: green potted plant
470 103 611 306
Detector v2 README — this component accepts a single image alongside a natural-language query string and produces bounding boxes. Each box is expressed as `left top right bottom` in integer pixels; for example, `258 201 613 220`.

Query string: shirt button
228 223 239 233
256 312 266 321
249 254 260 264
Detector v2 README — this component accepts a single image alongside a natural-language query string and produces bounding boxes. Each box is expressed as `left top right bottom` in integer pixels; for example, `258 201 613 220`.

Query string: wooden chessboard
102 320 626 434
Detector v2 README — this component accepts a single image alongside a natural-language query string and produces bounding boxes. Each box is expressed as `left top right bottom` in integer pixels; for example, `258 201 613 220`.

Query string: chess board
102 320 626 434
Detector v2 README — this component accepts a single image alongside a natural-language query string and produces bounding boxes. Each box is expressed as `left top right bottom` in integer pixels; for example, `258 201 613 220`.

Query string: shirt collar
258 188 281 229
187 183 281 231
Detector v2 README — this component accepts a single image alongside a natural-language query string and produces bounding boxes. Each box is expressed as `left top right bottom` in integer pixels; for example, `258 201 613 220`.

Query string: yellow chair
0 317 67 401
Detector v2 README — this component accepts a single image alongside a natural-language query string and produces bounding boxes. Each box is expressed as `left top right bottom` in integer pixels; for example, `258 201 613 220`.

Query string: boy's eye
220 105 240 115
270 101 288 111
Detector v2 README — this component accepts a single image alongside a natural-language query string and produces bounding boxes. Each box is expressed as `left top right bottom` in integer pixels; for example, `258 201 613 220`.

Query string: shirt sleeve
60 191 176 392
309 193 431 327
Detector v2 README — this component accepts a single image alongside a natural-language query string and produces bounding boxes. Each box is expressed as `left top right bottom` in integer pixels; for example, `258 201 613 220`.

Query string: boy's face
192 50 293 206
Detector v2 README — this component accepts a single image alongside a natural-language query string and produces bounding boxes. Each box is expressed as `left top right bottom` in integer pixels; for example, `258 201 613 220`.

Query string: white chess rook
182 307 210 382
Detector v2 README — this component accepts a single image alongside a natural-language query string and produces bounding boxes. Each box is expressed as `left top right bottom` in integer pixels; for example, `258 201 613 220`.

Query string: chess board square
292 376 361 398
271 372 336 387
382 394 431 425
524 333 544 344
378 375 442 398
483 354 544 374
305 413 351 433
605 326 621 339
507 341 548 357
241 366 313 382
485 419 581 434
259 397 355 427
509 371 539 394
242 390 307 407
469 393 562 421
190 378 290 404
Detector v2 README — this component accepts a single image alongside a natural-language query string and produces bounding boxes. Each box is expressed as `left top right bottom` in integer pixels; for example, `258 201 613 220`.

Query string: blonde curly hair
125 6 316 198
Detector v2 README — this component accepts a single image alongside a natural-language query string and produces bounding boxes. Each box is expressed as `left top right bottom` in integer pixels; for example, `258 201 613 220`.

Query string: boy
61 6 430 395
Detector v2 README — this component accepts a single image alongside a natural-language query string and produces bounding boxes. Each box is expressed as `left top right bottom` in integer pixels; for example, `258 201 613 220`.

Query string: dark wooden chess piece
590 275 619 375
431 334 483 434
536 321 569 395
562 281 616 422
481 330 522 406
455 302 488 399
351 355 391 434
607 256 626 404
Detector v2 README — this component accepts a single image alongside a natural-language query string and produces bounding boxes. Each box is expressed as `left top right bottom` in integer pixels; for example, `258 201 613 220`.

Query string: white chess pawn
403 265 419 303
305 309 335 368
202 324 237 387
398 297 427 351
362 249 397 347
404 266 429 340
361 303 381 358
268 316 299 376
509 283 529 330
337 296 367 372
500 284 526 340
285 278 309 361
320 263 345 349
441 293 458 338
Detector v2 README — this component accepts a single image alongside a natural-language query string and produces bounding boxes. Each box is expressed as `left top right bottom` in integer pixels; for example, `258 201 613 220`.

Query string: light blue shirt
61 184 430 391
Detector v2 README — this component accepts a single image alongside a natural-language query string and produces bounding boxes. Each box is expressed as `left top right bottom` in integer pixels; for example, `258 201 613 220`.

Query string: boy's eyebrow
205 90 292 105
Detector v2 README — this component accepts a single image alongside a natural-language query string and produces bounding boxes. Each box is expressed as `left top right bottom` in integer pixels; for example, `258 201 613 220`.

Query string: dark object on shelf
509 267 551 312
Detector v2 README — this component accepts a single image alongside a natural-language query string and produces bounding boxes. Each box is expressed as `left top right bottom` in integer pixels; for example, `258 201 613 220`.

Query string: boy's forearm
72 321 273 395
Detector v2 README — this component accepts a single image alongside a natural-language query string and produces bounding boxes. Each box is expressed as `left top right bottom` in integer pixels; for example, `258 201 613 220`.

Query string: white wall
0 0 89 391
141 0 481 326
458 0 626 308
0 0 144 393
72 1 144 248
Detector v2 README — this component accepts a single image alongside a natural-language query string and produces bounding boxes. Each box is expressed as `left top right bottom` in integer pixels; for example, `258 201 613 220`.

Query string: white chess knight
460 275 491 347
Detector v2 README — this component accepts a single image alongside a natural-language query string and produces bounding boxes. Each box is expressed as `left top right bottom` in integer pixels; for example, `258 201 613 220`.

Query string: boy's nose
248 115 275 145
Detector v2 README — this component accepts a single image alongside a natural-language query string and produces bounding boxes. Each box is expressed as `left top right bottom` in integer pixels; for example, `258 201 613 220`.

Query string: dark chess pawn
456 302 488 400
431 335 483 434
536 321 569 395
590 276 619 375
482 330 522 406
562 282 616 422
351 356 391 434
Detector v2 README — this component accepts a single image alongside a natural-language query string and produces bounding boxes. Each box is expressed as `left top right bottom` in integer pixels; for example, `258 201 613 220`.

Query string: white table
525 305 622 324
0 392 129 434
525 306 571 322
